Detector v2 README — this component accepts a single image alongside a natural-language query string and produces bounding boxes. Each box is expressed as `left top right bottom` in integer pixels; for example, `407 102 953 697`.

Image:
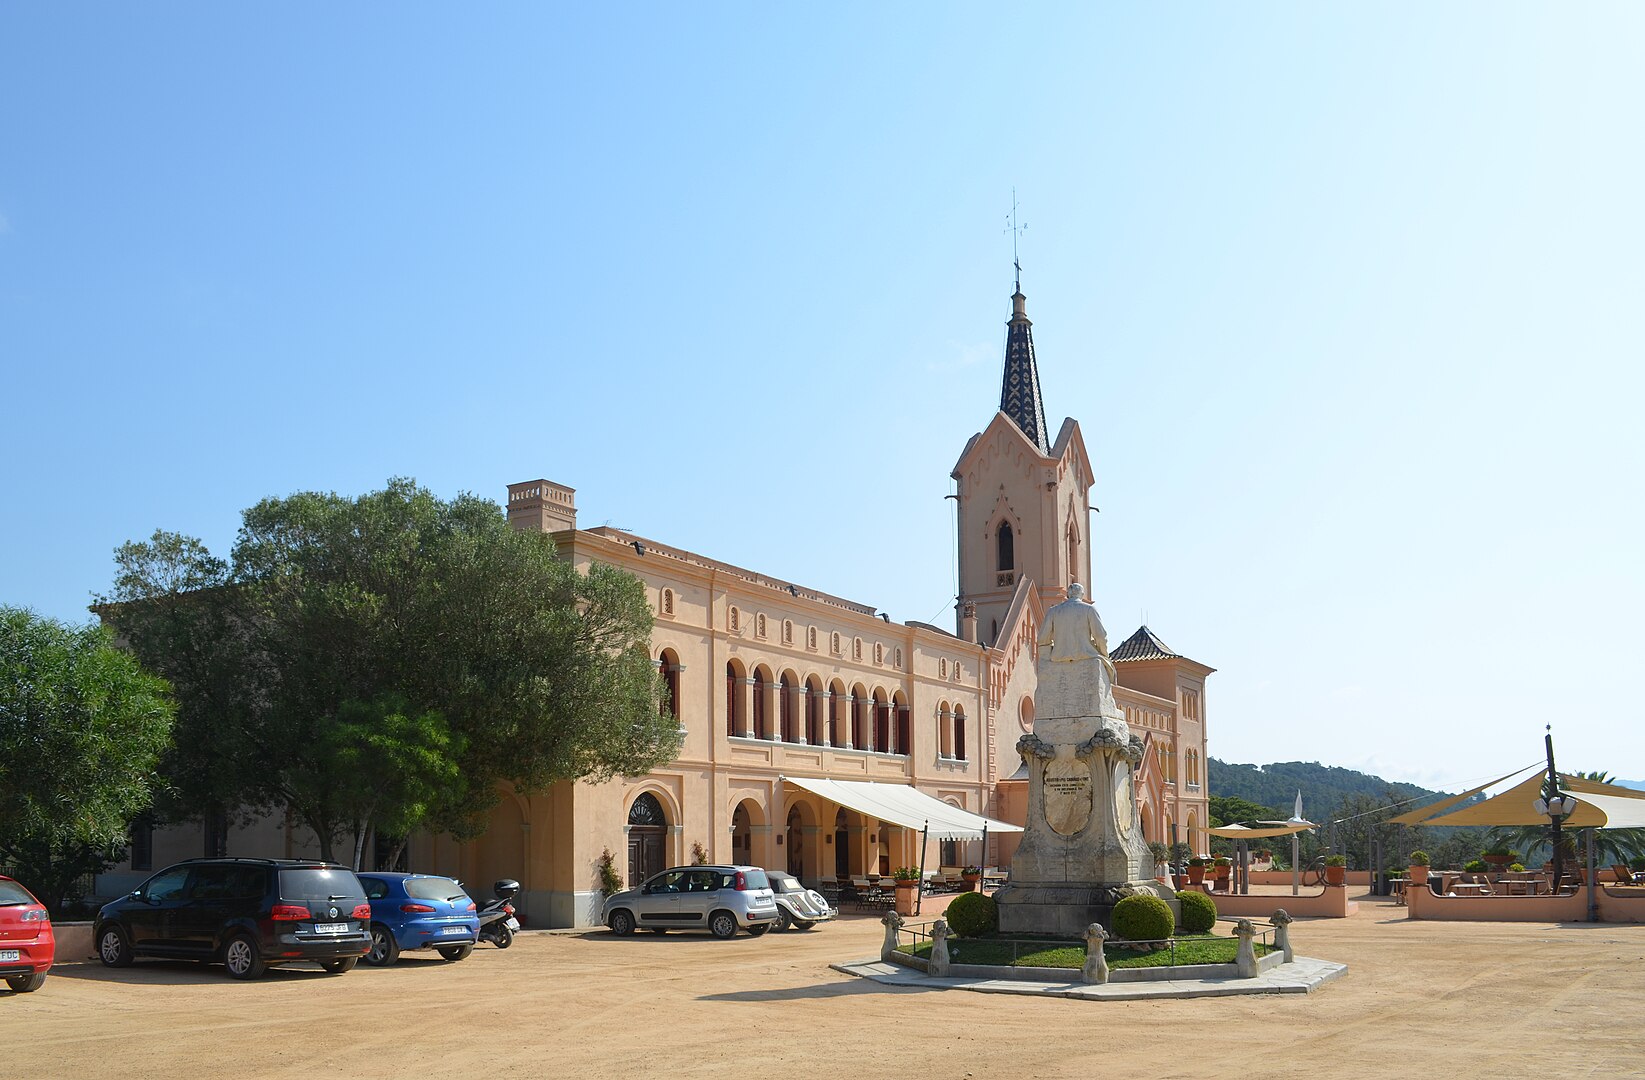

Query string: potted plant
891 866 921 914
1482 847 1518 869
1187 857 1206 885
1212 856 1232 882
962 865 982 889
1147 841 1170 881
1507 862 1526 873
1324 854 1347 886
1464 859 1488 874
1408 850 1431 886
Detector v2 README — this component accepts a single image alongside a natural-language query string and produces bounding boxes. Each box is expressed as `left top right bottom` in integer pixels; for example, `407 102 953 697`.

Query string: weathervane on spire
1005 188 1027 293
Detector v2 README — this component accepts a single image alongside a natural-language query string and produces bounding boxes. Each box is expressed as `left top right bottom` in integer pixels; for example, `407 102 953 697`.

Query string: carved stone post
739 677 755 738
930 917 951 976
795 686 809 745
819 690 833 747
1234 918 1259 978
841 695 855 750
880 909 904 963
1270 909 1294 964
1081 922 1110 985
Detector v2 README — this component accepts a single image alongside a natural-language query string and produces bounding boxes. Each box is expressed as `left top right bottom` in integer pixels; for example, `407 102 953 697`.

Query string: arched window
661 588 674 616
996 521 1015 571
628 792 666 826
779 672 798 743
894 648 902 668
807 626 817 650
953 706 967 761
938 704 952 758
729 606 740 634
853 638 863 661
874 643 883 665
831 631 841 655
752 668 771 740
783 619 793 645
805 677 824 744
894 695 909 756
873 694 890 753
658 649 680 721
939 658 948 679
1066 522 1080 587
756 613 767 639
851 687 867 750
725 662 743 737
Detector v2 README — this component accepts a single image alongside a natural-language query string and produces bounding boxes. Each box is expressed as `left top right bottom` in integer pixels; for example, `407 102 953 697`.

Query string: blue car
356 873 479 966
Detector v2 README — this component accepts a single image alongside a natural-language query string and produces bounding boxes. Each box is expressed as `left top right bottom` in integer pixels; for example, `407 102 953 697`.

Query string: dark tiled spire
1000 289 1050 453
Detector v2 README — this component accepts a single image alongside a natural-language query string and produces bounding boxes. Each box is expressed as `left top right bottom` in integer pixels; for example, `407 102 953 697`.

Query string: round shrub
1175 889 1217 934
1111 893 1175 943
945 891 998 937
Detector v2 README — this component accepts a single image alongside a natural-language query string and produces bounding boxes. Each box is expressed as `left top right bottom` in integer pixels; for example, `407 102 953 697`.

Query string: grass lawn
896 932 1271 970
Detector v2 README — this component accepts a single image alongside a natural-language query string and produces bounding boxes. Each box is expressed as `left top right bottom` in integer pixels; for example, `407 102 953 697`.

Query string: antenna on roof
1005 188 1027 293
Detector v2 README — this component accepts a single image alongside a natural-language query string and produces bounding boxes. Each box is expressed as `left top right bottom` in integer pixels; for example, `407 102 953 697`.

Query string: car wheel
493 924 513 949
608 909 635 936
97 924 134 968
6 971 46 992
775 909 793 931
709 911 738 940
223 934 267 980
366 924 400 966
320 957 357 974
792 920 815 931
746 923 771 937
437 944 474 961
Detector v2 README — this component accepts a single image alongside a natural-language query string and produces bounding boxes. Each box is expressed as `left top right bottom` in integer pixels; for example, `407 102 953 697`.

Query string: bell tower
952 286 1094 647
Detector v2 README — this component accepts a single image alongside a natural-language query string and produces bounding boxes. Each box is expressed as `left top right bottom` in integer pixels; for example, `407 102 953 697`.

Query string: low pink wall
1243 870 1372 886
1194 886 1355 919
1406 885 1645 923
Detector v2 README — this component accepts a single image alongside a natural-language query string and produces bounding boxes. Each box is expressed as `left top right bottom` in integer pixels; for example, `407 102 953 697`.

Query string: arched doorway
786 806 804 876
627 792 668 885
731 802 754 866
834 808 850 878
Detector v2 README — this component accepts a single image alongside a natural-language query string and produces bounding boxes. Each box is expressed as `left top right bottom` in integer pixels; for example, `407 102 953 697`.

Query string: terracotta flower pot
1409 865 1429 885
1325 864 1346 886
1187 865 1205 885
893 880 919 915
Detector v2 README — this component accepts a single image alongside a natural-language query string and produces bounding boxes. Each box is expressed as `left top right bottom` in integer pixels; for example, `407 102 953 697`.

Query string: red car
0 875 54 993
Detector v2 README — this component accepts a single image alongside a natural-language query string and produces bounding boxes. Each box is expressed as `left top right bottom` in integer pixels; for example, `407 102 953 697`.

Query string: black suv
94 858 372 979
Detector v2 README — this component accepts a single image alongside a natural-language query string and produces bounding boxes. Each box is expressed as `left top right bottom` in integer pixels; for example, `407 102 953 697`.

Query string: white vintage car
766 871 835 931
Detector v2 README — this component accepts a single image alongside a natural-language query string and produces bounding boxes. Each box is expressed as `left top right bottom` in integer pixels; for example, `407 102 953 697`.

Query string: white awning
781 775 1022 841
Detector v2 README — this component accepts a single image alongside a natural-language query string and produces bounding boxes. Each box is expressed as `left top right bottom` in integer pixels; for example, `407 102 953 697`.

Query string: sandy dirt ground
9 893 1645 1079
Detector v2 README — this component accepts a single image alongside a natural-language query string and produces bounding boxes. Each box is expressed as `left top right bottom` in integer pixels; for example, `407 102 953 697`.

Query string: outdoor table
1500 878 1542 896
1451 883 1488 896
1389 877 1410 905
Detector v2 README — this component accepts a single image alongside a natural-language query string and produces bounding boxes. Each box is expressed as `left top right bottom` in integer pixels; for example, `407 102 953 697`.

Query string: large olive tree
102 478 680 864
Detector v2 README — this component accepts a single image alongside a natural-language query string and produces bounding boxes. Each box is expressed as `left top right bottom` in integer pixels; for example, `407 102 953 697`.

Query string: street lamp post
1533 728 1576 894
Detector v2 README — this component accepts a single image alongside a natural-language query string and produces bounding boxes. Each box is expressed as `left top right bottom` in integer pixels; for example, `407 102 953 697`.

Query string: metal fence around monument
896 920 1274 970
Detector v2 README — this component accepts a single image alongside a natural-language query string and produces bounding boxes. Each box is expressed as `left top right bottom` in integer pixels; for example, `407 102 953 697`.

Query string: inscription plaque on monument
993 582 1179 936
1043 760 1091 836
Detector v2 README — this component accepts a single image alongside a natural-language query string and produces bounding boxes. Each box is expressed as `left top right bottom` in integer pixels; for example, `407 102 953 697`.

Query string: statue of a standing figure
1036 582 1120 721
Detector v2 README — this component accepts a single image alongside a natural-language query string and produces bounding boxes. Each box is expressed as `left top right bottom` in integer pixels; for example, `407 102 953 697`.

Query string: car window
405 877 468 902
225 866 267 899
358 877 390 901
646 871 685 894
187 865 233 899
740 868 770 890
278 867 365 903
0 880 36 906
144 867 191 901
682 871 719 893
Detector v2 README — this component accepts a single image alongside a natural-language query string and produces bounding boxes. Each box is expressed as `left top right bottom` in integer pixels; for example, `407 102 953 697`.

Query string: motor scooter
476 879 521 948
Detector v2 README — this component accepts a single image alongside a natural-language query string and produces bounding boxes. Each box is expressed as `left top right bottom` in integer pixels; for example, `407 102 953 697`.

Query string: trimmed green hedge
945 891 998 937
1175 889 1217 934
1112 893 1174 943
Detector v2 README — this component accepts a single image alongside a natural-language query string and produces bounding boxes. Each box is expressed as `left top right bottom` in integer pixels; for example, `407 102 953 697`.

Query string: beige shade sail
1388 766 1540 826
1207 822 1314 840
780 775 1022 842
1415 773 1645 829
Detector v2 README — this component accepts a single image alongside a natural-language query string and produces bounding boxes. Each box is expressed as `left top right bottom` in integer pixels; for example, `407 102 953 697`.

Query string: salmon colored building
106 284 1213 928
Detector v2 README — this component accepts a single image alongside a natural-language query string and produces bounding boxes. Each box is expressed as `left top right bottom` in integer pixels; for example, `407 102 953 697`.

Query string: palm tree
1487 771 1645 868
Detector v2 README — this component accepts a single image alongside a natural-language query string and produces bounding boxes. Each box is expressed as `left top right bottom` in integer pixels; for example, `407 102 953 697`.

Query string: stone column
795 687 810 745
841 696 855 750
930 918 951 976
1081 923 1109 984
763 680 779 741
880 910 904 962
738 677 755 738
1234 919 1259 978
1270 909 1294 963
819 691 833 747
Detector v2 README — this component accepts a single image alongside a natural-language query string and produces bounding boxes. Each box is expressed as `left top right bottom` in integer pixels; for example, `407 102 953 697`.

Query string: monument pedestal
996 882 1180 939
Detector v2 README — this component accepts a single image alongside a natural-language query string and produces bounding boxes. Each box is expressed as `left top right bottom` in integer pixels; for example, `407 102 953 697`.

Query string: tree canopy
0 607 175 910
100 478 680 864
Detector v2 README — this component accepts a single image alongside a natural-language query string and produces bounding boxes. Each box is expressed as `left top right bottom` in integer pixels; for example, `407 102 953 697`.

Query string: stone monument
994 583 1180 937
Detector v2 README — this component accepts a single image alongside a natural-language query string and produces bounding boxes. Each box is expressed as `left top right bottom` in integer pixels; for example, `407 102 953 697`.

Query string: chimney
507 479 577 533
961 600 978 644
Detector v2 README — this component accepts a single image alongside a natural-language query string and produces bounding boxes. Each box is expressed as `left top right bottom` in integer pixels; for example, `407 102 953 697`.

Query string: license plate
440 925 468 935
312 922 348 935
0 949 17 961
504 916 520 931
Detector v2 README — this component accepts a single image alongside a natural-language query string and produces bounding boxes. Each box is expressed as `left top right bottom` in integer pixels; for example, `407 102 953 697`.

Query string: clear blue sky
4 5 1641 792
